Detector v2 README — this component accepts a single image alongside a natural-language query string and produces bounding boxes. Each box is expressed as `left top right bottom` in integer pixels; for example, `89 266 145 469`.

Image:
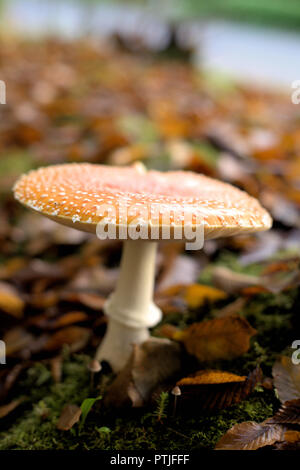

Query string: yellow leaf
0 282 24 318
184 284 227 309
177 370 246 386
178 315 256 362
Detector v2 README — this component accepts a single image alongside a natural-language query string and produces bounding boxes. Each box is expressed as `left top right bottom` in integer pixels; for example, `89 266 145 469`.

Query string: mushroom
13 162 272 371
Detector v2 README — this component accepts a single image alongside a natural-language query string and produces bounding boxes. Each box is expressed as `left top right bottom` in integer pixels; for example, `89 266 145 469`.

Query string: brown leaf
56 404 82 431
45 326 91 352
104 338 182 408
267 399 300 425
155 323 180 340
176 367 262 410
215 421 286 450
51 311 89 329
213 265 300 296
27 290 58 309
0 282 24 318
212 267 262 294
0 398 24 419
283 430 300 443
4 327 35 356
60 291 106 311
176 315 256 362
273 356 300 403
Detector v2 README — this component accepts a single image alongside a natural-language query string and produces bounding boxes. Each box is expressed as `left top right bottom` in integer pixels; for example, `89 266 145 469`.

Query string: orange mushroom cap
13 163 272 240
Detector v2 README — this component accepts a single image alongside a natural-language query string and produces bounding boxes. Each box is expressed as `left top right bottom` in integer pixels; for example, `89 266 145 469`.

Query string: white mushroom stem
95 239 162 371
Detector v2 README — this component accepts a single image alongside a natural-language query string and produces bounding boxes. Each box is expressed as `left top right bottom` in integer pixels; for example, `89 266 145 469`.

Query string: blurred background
1 0 300 84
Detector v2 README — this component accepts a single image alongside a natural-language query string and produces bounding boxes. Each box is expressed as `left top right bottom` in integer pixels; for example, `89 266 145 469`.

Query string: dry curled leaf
215 421 286 450
273 356 300 403
176 367 262 410
176 315 256 362
104 337 182 408
267 399 300 425
57 404 82 431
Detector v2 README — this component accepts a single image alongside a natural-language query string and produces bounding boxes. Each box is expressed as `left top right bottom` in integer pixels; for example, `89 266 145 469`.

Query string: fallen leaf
273 356 300 403
60 291 106 311
215 421 286 450
176 367 262 410
27 290 58 309
57 404 82 431
51 311 89 329
184 284 227 309
0 282 24 318
104 338 182 408
155 283 227 313
178 370 246 386
4 328 35 356
176 315 256 362
283 430 300 443
155 323 180 340
212 267 262 294
45 326 91 352
267 399 300 425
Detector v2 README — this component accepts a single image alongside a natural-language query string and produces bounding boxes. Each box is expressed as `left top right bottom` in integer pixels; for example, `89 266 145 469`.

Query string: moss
0 252 298 450
0 355 276 450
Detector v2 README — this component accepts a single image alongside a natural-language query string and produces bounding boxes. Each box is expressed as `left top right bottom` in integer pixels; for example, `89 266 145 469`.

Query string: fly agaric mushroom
13 163 272 371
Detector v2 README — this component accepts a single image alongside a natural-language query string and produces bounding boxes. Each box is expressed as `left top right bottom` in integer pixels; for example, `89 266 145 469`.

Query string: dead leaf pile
215 356 300 450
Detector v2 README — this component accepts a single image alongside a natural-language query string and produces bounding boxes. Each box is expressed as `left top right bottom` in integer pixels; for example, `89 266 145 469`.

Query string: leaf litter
0 35 299 450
